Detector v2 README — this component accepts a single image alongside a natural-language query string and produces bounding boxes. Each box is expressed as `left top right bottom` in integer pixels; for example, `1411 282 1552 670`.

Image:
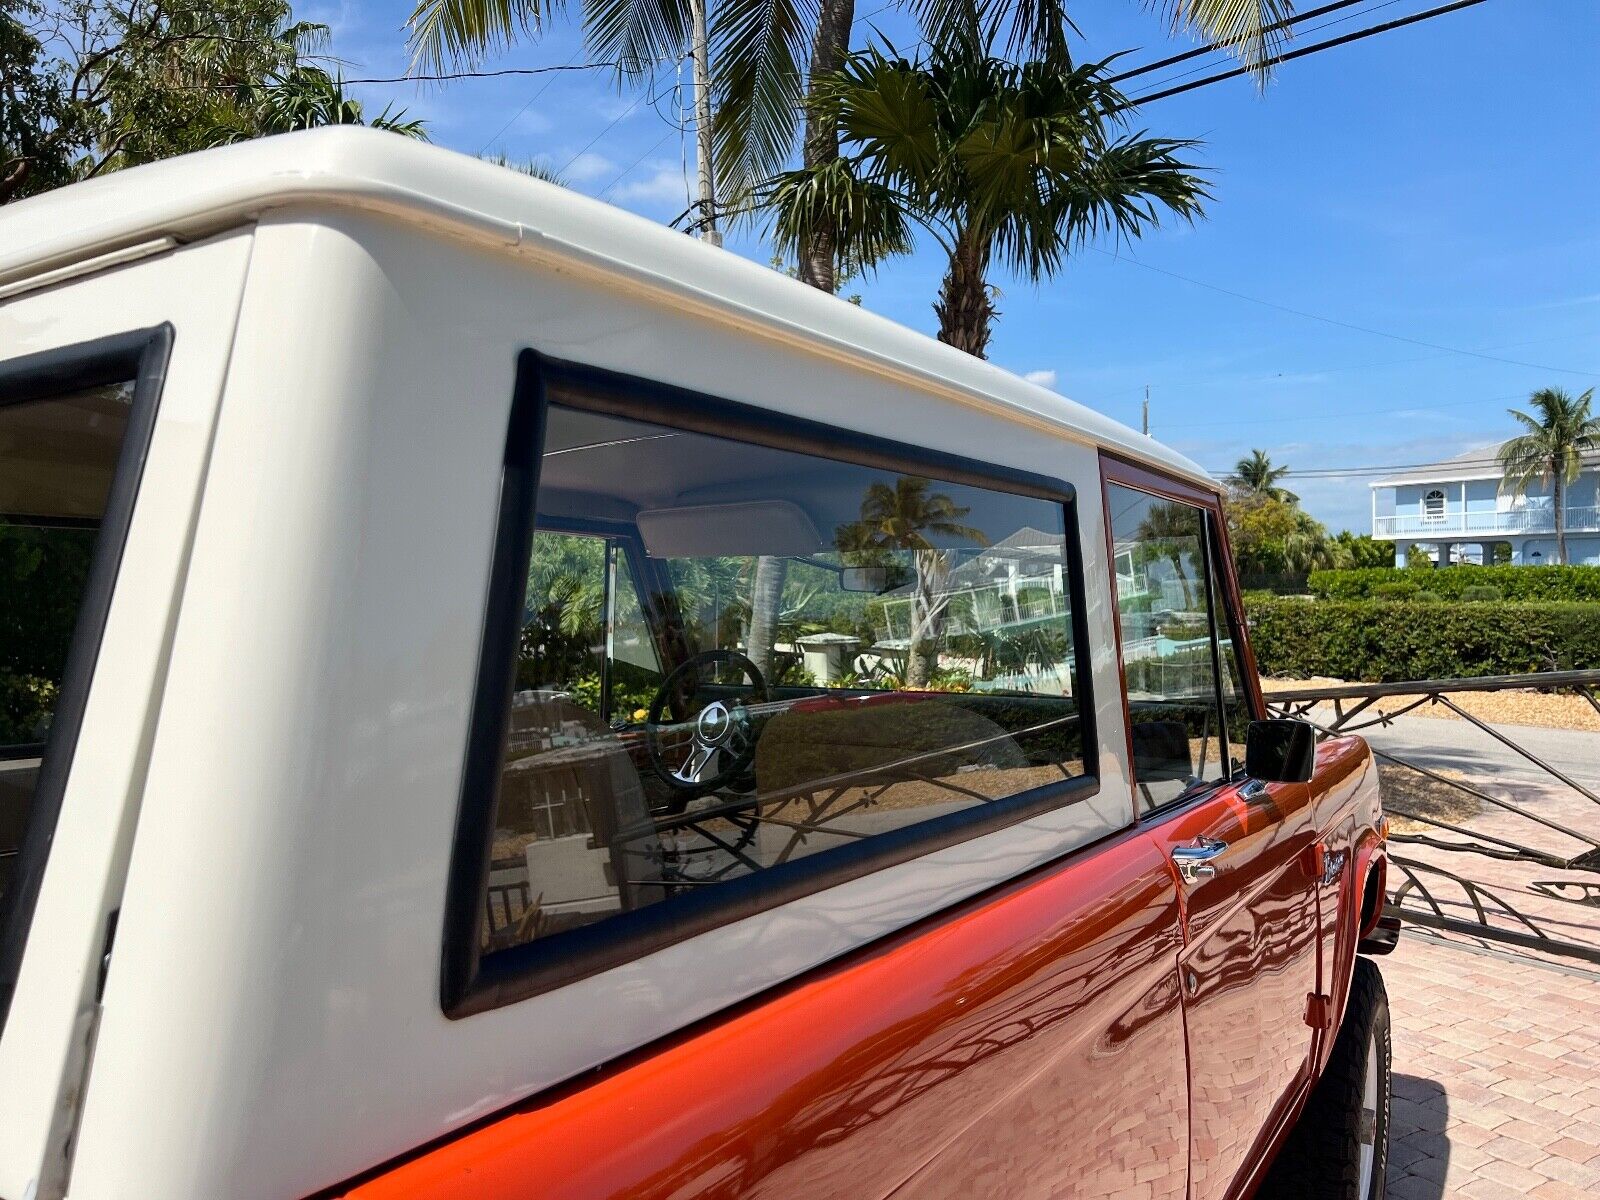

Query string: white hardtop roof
1368 443 1600 488
0 127 1209 486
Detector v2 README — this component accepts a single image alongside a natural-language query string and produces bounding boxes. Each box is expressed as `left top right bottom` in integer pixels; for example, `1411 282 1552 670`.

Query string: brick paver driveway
1384 931 1600 1198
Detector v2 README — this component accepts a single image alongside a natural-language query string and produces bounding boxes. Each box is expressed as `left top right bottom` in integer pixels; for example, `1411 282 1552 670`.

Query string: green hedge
1245 597 1600 681
1307 565 1600 602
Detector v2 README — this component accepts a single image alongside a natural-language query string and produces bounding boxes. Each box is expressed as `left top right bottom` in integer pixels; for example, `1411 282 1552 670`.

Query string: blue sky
314 0 1599 532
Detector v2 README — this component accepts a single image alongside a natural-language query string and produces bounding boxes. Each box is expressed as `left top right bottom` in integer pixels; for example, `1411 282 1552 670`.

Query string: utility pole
1142 385 1150 436
689 0 721 248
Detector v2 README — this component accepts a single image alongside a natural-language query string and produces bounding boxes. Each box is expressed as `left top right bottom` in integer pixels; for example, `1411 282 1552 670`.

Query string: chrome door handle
1172 837 1228 885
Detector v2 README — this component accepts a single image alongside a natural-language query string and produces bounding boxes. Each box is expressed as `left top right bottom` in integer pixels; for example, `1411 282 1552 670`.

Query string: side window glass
1 380 135 939
1207 533 1254 780
476 404 1090 959
1106 484 1228 810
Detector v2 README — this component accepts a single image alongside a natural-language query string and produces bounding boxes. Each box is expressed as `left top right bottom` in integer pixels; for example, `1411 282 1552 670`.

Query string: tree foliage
3 0 424 205
1247 596 1600 681
1497 386 1600 566
1226 448 1295 502
768 37 1207 356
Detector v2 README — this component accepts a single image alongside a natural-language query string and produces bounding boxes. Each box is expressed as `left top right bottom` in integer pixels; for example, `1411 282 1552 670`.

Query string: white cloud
610 162 691 207
595 93 644 121
564 152 617 183
1023 369 1057 389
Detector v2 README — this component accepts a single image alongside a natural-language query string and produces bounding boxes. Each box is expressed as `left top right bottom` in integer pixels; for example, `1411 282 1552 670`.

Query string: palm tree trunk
746 555 789 682
795 0 856 293
906 549 951 688
934 229 995 358
1554 466 1567 565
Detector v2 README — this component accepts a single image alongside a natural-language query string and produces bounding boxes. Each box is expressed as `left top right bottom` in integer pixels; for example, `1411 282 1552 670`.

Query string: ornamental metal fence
1267 670 1600 966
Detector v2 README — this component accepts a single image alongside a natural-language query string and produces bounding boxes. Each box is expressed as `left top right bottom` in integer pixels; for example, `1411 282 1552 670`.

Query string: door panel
1151 781 1320 1200
338 829 1188 1200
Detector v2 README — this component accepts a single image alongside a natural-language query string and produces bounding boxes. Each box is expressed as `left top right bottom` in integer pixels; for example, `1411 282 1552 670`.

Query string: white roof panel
0 127 1210 486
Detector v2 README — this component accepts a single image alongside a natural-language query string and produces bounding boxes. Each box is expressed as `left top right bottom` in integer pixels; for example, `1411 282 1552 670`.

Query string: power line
1124 0 1406 96
1208 457 1508 477
1107 0 1371 83
1128 0 1496 105
1087 248 1600 378
476 45 591 156
596 128 678 199
558 91 651 175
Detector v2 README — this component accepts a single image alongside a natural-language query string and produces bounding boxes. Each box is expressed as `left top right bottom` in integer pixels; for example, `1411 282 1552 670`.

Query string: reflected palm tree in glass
836 477 985 688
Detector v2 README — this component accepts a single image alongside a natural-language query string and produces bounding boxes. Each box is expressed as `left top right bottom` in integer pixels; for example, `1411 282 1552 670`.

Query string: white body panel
0 130 1218 1198
0 233 255 1200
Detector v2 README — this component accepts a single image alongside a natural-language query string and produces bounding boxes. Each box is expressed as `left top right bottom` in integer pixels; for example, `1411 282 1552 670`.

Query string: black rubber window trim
440 349 1101 1017
0 325 174 1036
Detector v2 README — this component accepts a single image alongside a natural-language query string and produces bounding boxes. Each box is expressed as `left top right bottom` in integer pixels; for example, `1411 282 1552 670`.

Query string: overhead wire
1127 0 1496 105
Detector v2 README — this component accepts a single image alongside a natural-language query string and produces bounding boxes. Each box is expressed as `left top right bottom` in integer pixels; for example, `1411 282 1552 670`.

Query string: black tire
1259 957 1392 1200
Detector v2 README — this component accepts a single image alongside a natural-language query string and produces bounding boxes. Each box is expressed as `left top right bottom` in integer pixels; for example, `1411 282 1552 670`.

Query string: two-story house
1370 445 1600 566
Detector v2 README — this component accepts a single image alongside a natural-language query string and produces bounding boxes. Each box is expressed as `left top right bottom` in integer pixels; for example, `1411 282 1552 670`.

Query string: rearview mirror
840 566 890 593
1244 719 1316 784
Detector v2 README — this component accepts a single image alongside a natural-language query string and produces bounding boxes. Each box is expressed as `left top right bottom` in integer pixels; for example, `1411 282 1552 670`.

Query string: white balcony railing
1373 506 1600 539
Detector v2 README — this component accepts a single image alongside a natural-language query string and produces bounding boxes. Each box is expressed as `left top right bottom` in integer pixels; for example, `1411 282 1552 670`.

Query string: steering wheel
646 650 768 795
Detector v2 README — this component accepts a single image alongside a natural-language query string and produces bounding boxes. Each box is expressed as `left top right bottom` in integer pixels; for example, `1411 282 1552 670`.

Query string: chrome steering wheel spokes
673 699 753 785
646 650 768 796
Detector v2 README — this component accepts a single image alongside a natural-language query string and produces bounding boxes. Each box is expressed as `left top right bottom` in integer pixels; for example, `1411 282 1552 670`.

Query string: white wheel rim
1356 1028 1381 1198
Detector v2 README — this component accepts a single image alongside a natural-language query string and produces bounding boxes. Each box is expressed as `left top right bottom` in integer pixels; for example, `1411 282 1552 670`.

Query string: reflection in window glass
480 405 1088 953
1106 484 1230 811
1 381 133 923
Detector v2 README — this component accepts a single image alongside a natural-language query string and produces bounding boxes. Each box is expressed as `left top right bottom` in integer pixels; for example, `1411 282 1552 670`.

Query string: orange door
1147 782 1321 1200
334 829 1191 1200
1099 457 1322 1200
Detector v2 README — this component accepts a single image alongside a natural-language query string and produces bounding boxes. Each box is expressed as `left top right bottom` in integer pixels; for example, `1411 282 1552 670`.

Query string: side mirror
1244 719 1316 784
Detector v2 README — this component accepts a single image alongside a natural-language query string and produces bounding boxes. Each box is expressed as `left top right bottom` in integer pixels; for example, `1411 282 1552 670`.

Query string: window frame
1422 488 1446 524
1098 454 1265 820
441 350 1100 1017
0 325 173 1035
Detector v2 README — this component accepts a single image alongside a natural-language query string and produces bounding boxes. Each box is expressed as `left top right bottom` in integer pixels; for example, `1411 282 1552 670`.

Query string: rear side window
0 330 167 1031
444 356 1097 1013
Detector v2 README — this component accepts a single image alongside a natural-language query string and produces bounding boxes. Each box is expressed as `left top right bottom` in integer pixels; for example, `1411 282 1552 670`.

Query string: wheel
1259 957 1392 1200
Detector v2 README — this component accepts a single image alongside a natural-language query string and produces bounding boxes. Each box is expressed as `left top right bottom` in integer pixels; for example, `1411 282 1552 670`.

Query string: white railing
1374 506 1600 539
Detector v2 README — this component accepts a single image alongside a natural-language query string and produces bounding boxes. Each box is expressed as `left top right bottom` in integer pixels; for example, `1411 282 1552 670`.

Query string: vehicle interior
481 403 1092 951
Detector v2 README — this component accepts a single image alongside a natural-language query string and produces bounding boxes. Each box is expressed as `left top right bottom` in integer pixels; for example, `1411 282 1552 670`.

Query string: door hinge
1304 992 1333 1029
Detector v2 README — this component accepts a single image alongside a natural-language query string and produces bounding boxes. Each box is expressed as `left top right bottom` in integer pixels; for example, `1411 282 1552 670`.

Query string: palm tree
835 476 986 686
769 39 1206 356
404 2 1295 291
1498 387 1600 566
1227 449 1296 502
235 67 429 138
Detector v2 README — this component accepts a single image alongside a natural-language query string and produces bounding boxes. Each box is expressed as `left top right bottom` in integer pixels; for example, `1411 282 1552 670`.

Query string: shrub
1413 591 1443 604
1245 597 1600 681
1307 565 1600 602
1460 585 1504 602
1371 582 1419 600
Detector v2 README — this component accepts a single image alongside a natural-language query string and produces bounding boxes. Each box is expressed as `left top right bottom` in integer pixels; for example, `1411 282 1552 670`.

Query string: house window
1423 489 1446 523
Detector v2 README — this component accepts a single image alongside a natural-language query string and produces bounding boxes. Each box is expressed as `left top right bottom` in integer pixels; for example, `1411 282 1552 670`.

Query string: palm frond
1144 1 1296 83
585 0 692 79
406 0 562 72
1499 387 1600 494
710 0 817 206
765 156 914 274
